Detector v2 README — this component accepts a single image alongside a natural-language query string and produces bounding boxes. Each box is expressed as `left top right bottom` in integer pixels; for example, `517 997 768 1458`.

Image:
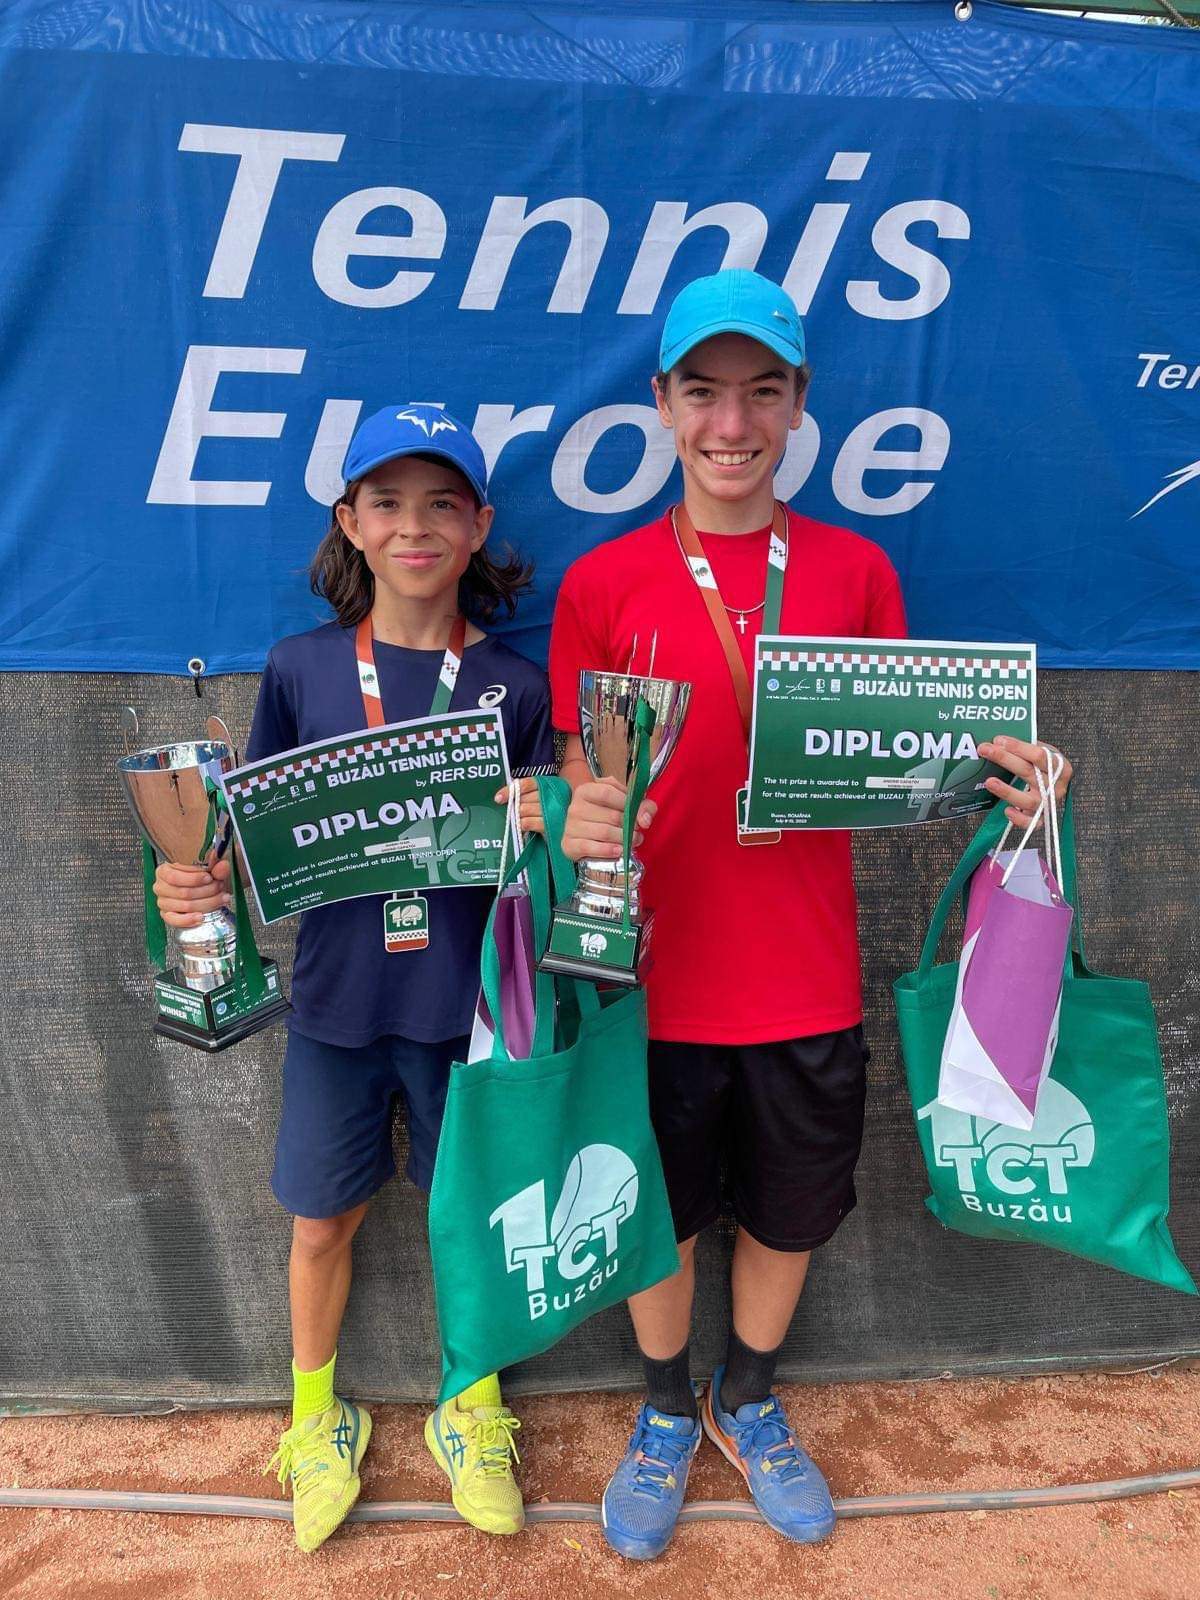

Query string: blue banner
1 0 1197 673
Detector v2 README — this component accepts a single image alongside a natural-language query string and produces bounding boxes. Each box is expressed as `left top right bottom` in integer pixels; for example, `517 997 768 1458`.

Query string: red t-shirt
548 508 908 1045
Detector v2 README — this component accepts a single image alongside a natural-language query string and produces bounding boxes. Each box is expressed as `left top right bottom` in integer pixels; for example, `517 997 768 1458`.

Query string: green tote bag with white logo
428 778 681 1400
894 794 1195 1295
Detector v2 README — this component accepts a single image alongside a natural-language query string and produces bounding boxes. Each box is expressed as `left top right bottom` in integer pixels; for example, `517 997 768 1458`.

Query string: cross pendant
734 612 749 634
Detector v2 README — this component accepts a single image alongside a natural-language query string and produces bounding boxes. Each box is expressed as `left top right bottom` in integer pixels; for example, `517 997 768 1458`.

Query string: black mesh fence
1 669 1197 1409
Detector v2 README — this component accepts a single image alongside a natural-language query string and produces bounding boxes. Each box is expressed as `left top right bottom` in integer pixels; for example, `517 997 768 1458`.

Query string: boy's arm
560 733 591 791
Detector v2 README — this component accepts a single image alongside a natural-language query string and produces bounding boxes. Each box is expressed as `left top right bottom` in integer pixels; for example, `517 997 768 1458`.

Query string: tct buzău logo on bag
489 1144 640 1322
919 1079 1094 1229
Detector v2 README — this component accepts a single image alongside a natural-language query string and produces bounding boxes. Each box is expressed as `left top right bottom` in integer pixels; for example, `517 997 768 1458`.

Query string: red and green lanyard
671 501 787 844
354 611 466 727
354 612 467 949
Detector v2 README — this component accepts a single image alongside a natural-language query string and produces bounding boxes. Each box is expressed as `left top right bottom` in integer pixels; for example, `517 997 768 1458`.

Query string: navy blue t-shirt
245 621 553 1048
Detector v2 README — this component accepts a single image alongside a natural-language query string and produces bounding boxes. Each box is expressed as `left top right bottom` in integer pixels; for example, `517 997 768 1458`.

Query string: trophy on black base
539 669 690 987
118 721 290 1050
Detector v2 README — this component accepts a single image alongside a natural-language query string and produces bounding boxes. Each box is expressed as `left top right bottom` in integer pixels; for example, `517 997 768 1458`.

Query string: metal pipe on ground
3 1469 1199 1524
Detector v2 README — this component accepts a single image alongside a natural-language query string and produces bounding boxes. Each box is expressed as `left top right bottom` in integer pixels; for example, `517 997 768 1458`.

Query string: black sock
641 1342 697 1420
718 1328 782 1415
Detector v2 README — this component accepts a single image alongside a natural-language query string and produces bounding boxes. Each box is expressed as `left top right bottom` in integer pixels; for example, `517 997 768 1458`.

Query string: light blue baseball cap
341 403 488 504
659 270 806 374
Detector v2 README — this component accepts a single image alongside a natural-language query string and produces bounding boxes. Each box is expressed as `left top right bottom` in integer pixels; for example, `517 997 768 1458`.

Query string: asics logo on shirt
478 684 508 707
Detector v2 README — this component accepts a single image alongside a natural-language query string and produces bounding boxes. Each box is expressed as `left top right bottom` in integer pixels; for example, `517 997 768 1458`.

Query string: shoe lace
267 1424 329 1493
629 1424 692 1499
741 1411 809 1484
469 1409 522 1477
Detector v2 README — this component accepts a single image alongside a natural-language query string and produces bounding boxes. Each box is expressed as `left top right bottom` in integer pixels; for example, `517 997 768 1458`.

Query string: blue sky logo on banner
0 0 1197 673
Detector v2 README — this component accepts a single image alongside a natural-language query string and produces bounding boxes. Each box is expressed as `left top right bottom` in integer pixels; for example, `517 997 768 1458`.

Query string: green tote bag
428 778 681 1400
894 794 1195 1295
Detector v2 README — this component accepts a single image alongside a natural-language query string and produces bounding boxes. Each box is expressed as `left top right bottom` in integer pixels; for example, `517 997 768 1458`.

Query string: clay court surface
3 1368 1198 1600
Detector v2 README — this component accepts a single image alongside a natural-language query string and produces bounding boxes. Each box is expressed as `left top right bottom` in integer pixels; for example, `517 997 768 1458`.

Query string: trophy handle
120 706 140 756
205 715 238 766
202 718 239 863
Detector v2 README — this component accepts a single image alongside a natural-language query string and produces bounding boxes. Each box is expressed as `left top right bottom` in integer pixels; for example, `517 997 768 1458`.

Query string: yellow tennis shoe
268 1397 372 1553
425 1399 524 1535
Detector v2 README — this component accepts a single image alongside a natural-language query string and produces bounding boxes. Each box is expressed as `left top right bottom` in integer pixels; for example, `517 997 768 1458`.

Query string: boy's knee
291 1206 365 1259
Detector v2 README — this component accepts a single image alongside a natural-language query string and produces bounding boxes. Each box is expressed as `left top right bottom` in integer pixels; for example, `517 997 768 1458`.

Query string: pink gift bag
938 755 1073 1130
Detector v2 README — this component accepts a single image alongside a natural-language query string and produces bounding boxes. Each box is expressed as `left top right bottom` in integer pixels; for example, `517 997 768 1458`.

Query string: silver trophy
540 668 691 986
118 726 288 1048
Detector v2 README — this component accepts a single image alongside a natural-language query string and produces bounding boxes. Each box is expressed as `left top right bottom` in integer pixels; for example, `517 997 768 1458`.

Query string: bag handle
991 750 1089 978
536 775 581 909
915 782 1088 983
992 750 1064 891
1056 785 1090 976
530 776 604 1037
478 775 599 1060
479 828 557 1058
493 777 522 889
494 770 572 884
479 774 559 1059
536 774 602 1026
496 776 560 977
915 802 1014 979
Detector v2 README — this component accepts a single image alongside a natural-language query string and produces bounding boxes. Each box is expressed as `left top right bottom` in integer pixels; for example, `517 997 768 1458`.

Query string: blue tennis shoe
702 1366 836 1543
600 1401 701 1560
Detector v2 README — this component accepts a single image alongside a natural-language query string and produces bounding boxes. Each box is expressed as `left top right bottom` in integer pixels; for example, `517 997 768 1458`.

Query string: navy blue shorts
271 1027 468 1219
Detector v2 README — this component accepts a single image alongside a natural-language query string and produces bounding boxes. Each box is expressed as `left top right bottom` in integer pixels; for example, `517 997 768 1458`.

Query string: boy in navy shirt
155 407 551 1550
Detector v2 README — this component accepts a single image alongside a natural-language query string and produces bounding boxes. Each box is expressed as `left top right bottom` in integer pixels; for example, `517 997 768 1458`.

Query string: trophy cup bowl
576 671 690 921
540 670 691 987
118 738 289 1050
118 740 238 992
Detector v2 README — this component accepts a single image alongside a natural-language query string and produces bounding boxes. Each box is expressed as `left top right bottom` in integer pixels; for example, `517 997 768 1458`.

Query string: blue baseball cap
341 404 488 504
659 270 806 374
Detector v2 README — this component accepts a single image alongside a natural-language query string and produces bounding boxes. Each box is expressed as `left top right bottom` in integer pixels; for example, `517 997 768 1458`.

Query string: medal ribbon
354 612 468 937
212 785 268 1004
672 501 788 746
354 611 467 728
142 839 168 972
621 697 657 933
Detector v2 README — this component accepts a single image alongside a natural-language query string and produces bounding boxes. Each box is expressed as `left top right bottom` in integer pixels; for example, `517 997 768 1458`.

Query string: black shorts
646 1026 869 1253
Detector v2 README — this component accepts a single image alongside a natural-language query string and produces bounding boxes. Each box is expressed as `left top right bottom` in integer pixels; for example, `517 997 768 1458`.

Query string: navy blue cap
341 404 488 504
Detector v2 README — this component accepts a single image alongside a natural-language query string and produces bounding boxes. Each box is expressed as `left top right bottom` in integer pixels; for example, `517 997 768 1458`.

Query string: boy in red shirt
548 270 1070 1559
